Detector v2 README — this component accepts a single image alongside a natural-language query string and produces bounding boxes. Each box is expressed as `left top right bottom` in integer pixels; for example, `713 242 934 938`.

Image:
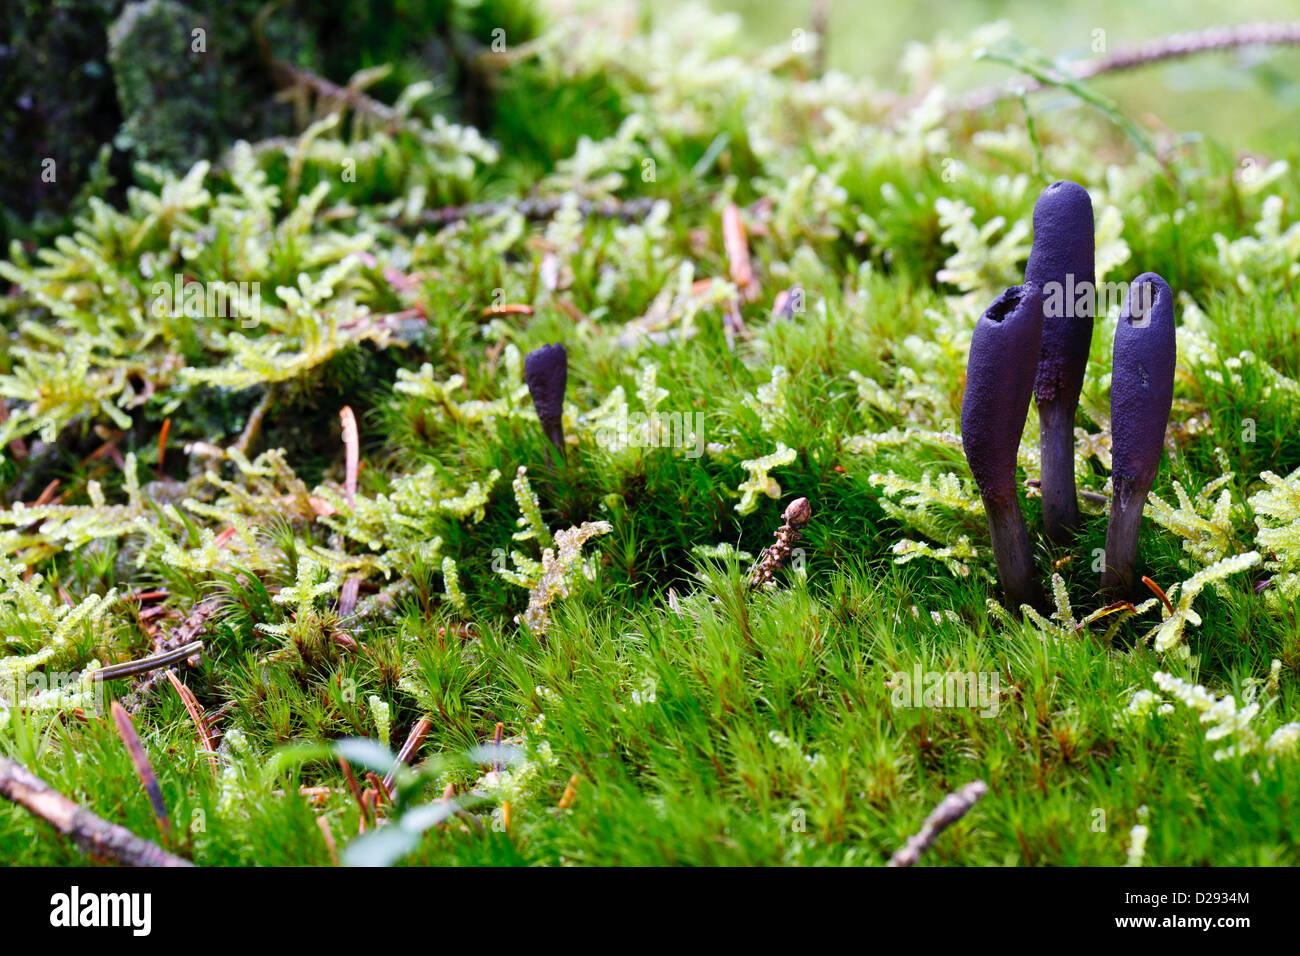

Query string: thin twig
888 780 988 867
95 641 204 683
951 22 1300 115
411 196 659 230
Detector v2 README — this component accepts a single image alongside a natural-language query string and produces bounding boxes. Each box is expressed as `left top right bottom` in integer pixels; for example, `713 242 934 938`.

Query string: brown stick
0 755 191 866
889 780 989 867
413 196 659 230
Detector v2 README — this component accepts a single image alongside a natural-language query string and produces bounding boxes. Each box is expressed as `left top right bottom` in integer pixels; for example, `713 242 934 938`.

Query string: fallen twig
951 22 1300 116
0 756 191 867
888 780 988 867
129 598 221 709
95 641 204 683
412 196 659 230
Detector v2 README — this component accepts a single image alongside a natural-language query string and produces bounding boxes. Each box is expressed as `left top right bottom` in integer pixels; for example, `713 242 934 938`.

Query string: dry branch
889 780 988 867
0 756 191 867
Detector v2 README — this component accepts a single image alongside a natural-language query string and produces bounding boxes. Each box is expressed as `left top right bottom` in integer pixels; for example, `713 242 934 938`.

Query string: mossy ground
2 5 1299 866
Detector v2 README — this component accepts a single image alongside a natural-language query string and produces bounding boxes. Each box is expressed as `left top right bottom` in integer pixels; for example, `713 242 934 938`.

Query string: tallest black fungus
961 283 1045 613
1027 180 1095 545
1103 273 1176 601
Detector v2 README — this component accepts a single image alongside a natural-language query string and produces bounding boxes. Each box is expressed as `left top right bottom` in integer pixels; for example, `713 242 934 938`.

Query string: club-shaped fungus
524 343 568 459
1028 180 1095 545
1102 273 1175 601
961 283 1045 612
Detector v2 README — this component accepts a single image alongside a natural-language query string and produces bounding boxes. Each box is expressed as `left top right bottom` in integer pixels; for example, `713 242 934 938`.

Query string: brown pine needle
338 758 371 832
364 772 390 808
558 774 580 809
110 702 171 840
165 671 218 778
339 405 359 508
1142 575 1176 616
157 418 171 479
33 479 61 506
383 716 432 792
317 816 339 866
480 303 534 317
722 203 758 300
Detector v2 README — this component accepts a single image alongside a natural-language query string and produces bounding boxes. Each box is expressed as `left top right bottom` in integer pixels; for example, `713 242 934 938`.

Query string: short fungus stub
1027 180 1095 545
961 283 1045 612
524 343 568 459
1102 273 1176 601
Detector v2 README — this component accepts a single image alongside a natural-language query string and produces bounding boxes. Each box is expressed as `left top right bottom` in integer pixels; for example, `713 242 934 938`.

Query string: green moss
2 5 1300 867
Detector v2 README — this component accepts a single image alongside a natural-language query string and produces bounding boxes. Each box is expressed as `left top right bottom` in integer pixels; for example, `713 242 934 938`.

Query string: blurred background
680 0 1300 148
4 0 1298 245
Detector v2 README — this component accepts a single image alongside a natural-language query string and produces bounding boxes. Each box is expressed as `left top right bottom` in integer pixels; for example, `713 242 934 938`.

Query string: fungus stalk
1028 181 1095 545
961 284 1045 612
524 343 568 461
1103 274 1175 601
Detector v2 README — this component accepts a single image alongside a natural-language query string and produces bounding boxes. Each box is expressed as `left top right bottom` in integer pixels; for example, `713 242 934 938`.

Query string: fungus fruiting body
961 283 1045 612
1103 273 1176 600
1027 180 1096 545
524 343 568 459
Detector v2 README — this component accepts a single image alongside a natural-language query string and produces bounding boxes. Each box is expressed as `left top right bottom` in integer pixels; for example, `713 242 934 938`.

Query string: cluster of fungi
520 182 1178 615
962 181 1176 612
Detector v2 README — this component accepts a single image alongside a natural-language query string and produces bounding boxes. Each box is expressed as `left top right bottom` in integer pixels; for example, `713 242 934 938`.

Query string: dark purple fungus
524 343 568 459
1102 273 1175 601
961 283 1045 612
1027 180 1095 546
